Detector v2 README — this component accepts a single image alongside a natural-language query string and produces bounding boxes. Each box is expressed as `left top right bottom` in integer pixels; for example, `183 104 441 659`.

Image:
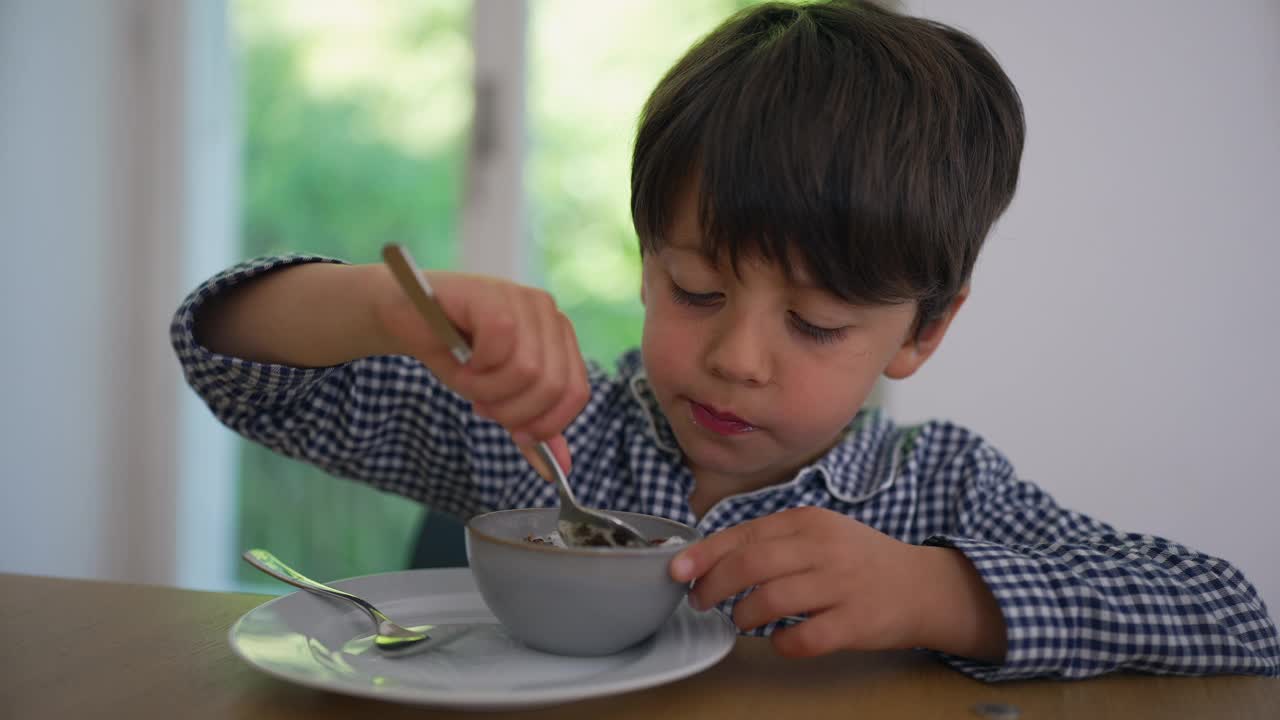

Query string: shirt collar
626 370 683 457
802 408 901 503
625 362 902 504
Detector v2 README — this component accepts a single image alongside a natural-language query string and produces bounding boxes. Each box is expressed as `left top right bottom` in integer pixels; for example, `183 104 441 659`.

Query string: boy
173 1 1278 680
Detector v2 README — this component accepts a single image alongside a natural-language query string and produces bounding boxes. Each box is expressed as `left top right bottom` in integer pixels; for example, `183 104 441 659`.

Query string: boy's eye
788 312 847 344
669 281 722 307
669 278 847 343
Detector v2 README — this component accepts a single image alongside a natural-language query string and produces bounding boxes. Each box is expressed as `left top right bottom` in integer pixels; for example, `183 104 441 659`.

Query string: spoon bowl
241 549 467 657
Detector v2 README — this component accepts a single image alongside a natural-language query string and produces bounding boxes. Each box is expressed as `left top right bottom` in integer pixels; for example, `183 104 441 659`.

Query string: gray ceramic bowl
465 508 702 656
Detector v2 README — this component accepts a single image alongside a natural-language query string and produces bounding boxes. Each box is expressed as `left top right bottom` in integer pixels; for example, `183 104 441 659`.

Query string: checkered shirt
172 255 1280 682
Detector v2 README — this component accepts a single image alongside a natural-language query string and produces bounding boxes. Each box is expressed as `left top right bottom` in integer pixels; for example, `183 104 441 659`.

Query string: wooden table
2 573 1276 719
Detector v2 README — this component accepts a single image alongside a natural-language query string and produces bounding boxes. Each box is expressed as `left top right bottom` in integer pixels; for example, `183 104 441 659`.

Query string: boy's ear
884 286 969 380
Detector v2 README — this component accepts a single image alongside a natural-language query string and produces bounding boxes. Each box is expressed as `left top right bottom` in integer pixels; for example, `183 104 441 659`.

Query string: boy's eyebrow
789 274 820 291
664 240 829 294
663 240 715 261
665 237 702 250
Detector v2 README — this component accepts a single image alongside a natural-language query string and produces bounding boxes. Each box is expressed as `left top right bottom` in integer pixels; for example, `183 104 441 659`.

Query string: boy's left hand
669 506 1006 661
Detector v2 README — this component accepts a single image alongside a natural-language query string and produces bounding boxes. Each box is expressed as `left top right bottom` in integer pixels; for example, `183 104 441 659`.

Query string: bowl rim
466 507 702 557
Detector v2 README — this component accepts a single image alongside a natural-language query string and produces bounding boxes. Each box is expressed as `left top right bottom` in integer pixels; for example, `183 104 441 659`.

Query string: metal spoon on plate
241 549 466 657
381 243 649 549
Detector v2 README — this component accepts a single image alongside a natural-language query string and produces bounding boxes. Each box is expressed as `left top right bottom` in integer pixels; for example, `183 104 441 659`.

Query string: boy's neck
685 431 845 518
687 465 791 519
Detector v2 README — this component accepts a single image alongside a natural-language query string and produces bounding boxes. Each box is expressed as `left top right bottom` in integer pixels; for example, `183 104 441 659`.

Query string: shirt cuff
922 535 1076 682
170 255 346 410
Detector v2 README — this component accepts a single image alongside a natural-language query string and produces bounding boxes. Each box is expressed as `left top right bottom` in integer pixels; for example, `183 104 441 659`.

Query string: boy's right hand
371 268 589 477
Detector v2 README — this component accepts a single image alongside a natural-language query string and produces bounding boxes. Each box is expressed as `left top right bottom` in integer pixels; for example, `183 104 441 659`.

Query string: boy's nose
704 314 772 387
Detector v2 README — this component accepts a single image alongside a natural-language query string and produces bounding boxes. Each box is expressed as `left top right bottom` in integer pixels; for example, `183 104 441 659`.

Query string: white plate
229 567 737 710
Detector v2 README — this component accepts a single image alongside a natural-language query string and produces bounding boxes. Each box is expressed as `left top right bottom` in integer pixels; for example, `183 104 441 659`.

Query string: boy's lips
687 399 758 436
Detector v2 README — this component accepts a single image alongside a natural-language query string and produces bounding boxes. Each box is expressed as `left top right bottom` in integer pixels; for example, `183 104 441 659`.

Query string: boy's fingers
517 444 548 480
482 306 587 440
769 610 848 658
670 514 798 583
519 313 590 440
729 571 832 631
459 295 517 372
545 434 573 477
516 433 572 481
484 298 570 433
524 385 586 447
685 535 814 612
559 310 591 418
454 296 546 410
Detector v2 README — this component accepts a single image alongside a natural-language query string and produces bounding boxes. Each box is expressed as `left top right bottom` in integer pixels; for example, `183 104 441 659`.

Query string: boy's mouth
688 400 758 436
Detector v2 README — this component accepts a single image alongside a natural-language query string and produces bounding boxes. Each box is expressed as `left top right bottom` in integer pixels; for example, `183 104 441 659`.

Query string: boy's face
639 188 962 491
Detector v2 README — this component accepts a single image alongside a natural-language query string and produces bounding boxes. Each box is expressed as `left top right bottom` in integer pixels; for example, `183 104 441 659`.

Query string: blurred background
2 0 1278 614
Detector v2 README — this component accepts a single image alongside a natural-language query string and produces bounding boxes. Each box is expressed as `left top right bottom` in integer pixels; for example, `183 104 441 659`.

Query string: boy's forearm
910 546 1007 664
194 262 397 367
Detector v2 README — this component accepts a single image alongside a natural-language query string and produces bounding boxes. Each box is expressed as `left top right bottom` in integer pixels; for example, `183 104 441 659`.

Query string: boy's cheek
641 328 691 394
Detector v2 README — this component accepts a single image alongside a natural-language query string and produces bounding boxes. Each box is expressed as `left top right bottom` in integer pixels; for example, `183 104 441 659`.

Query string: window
230 0 471 588
528 0 758 365
222 0 758 591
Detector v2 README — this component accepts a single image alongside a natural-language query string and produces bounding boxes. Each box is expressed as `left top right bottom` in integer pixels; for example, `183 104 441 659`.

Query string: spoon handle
380 243 648 547
382 243 472 365
533 436 579 505
242 549 387 626
382 243 578 505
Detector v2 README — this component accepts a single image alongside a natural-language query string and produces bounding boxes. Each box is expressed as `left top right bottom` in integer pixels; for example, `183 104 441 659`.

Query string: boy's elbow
1217 574 1280 677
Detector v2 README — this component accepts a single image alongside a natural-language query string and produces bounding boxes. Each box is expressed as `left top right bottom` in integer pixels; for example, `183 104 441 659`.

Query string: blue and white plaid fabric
173 255 1280 682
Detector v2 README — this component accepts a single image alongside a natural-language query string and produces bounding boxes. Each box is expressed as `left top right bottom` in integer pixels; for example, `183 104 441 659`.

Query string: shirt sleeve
169 255 538 519
919 429 1280 681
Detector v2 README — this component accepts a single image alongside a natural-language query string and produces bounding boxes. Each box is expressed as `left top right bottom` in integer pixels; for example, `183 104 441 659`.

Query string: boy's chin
676 426 839 487
678 437 786 482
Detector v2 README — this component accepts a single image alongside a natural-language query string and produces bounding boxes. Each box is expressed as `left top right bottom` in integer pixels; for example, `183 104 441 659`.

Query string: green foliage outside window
231 0 470 589
230 0 755 591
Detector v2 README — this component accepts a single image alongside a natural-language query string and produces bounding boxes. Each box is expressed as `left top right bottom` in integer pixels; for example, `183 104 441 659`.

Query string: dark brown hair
631 0 1025 330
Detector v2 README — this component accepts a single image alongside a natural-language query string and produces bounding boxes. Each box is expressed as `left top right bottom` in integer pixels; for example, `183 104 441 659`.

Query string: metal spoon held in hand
381 242 649 549
242 549 463 657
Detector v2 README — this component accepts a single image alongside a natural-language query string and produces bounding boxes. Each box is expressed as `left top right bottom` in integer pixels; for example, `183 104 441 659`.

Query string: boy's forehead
661 238 821 290
664 182 821 287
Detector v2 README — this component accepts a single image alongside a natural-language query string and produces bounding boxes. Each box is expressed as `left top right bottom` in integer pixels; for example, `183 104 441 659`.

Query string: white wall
1 0 119 582
894 1 1280 612
0 0 191 587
